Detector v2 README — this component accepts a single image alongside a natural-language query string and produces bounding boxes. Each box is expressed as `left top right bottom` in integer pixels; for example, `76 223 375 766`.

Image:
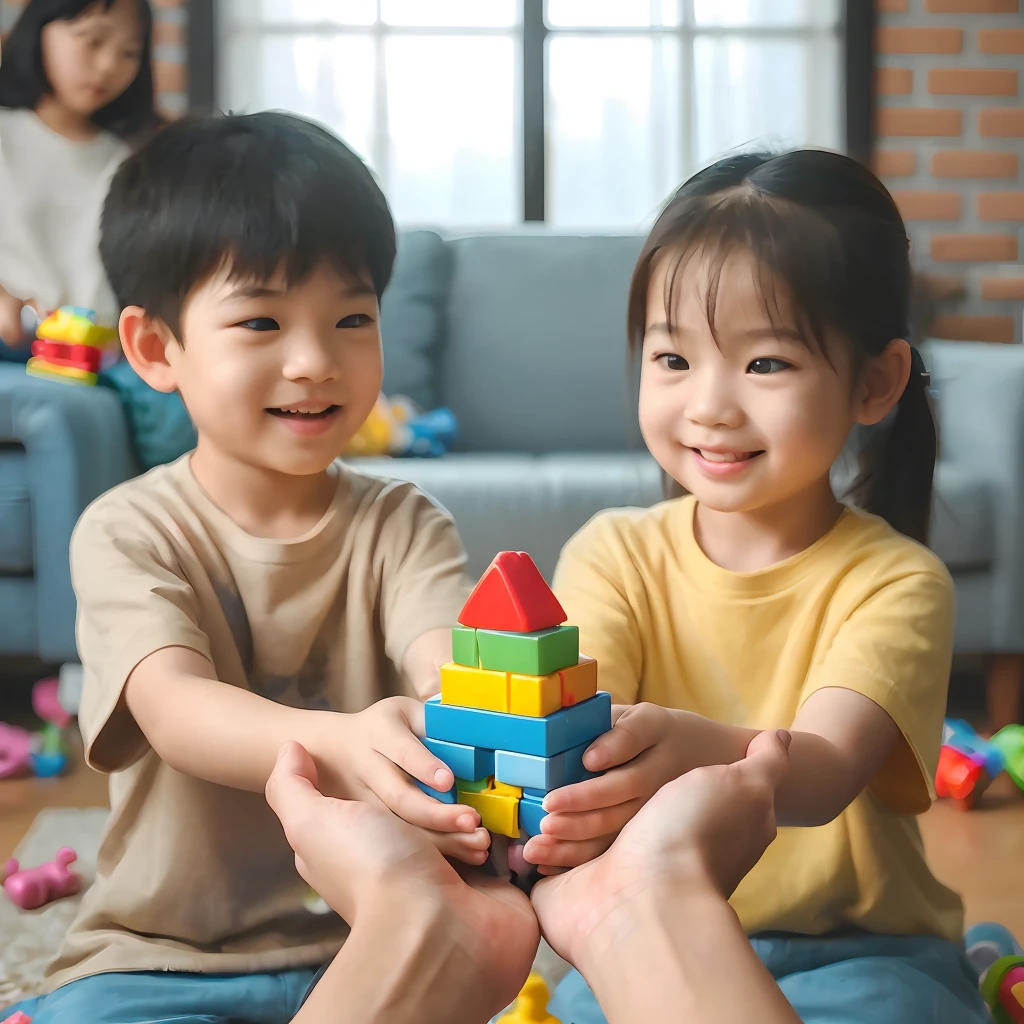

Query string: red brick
877 68 914 95
978 192 1024 219
931 234 1019 260
928 69 1019 96
877 108 963 136
932 150 1019 177
981 278 1024 300
925 0 1017 9
154 20 186 47
876 28 963 54
932 315 1016 344
979 29 1024 54
153 60 187 94
979 109 1024 136
877 0 908 9
892 191 963 219
873 150 917 176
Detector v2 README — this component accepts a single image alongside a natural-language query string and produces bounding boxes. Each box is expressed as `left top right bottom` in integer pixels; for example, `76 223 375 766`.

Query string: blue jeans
1 967 324 1023
549 931 989 1024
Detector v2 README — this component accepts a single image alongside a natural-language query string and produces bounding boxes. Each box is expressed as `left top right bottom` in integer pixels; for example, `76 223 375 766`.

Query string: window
217 0 845 229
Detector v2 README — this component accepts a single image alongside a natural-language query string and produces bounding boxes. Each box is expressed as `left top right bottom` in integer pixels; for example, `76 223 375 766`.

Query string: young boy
2 112 488 1024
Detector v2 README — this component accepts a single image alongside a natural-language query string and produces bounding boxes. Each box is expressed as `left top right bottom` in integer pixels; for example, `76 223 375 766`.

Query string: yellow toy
342 394 395 456
25 306 118 387
499 973 562 1024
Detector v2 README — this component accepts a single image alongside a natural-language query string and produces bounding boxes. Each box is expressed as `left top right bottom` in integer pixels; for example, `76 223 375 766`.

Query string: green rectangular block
456 776 491 793
451 625 479 667
477 626 579 676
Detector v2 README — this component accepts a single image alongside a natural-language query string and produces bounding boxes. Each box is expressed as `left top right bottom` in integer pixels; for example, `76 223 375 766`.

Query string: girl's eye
748 358 790 375
658 354 689 371
239 318 279 332
337 313 374 329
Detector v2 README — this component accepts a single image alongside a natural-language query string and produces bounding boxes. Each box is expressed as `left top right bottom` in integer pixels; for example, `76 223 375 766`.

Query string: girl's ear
118 306 181 393
855 338 912 427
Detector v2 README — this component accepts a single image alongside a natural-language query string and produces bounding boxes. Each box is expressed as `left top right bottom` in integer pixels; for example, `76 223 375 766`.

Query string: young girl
528 151 989 1023
0 0 158 354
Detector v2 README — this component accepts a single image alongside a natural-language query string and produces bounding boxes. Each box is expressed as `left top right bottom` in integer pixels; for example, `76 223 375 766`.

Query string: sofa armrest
925 340 1024 652
0 370 137 662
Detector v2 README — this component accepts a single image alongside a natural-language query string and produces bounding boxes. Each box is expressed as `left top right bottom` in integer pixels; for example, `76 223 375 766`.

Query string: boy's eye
337 313 374 329
238 318 280 331
748 358 790 375
658 354 689 371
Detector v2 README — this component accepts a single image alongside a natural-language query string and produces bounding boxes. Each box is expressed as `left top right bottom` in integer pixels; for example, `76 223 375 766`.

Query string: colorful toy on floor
1 1011 34 1024
25 306 118 386
0 678 71 779
2 846 81 910
499 972 562 1023
991 725 1024 792
935 719 1024 809
343 393 457 458
419 551 610 839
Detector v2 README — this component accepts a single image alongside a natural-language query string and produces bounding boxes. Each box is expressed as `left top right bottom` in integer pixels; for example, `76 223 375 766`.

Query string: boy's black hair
0 0 159 139
629 150 935 546
100 111 397 335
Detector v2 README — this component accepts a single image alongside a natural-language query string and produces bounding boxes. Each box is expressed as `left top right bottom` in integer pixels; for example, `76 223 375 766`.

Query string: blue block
425 692 611 758
494 740 598 791
423 737 495 782
519 795 548 836
414 778 456 803
523 787 548 800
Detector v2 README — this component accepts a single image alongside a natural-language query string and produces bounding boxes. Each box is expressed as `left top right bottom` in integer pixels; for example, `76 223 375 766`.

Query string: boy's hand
308 696 490 865
523 703 709 871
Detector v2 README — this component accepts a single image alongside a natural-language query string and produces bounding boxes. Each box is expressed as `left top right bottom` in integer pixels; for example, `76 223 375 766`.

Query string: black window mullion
844 0 875 165
188 0 218 115
522 0 547 222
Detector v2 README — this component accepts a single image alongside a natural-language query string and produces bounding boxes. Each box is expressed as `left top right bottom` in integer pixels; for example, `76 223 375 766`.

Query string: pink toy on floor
31 677 71 729
1 1011 33 1023
2 847 81 910
0 723 34 779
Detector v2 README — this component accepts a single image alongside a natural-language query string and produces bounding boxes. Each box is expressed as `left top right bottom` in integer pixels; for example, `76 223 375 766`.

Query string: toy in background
0 1012 34 1024
935 719 1024 809
499 972 562 1024
25 306 118 386
2 846 81 911
0 678 72 779
418 551 610 843
343 393 458 458
967 922 1024 1024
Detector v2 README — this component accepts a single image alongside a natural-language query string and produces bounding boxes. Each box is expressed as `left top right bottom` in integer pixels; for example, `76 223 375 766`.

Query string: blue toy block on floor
414 778 456 803
423 737 495 782
519 794 547 837
425 692 611 759
494 739 597 791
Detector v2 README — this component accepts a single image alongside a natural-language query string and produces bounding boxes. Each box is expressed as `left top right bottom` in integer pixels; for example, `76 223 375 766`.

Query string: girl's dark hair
628 149 935 545
0 0 159 139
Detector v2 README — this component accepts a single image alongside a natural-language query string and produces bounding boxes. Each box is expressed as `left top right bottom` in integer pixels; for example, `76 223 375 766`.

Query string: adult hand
0 289 26 345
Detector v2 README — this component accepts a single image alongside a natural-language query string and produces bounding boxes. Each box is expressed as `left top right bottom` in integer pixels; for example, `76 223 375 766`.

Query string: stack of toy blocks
419 551 611 839
26 306 117 386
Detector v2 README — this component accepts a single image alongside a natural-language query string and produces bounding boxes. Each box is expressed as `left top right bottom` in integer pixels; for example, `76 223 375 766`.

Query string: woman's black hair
0 0 159 139
628 149 936 545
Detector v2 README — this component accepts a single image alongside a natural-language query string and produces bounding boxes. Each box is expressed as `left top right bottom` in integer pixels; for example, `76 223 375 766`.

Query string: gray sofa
2 229 1022 718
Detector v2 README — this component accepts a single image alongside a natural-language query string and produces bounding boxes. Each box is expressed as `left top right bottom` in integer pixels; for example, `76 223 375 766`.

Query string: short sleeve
800 569 955 814
553 514 644 705
376 484 472 668
71 499 212 773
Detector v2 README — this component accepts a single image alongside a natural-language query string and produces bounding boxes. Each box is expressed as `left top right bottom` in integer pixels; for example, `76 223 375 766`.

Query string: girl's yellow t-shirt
553 496 963 941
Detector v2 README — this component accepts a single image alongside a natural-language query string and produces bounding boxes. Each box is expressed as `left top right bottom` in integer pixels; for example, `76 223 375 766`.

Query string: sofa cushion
380 230 452 411
344 452 663 580
441 233 646 453
0 446 32 573
931 462 993 571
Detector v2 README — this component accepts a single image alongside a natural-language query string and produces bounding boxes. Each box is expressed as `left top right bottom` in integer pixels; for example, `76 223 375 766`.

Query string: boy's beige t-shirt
554 496 964 943
47 456 471 990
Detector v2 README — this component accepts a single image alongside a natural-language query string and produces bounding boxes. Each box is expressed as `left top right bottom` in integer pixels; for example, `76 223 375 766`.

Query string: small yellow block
26 358 98 386
499 973 562 1023
36 308 117 347
492 778 522 798
440 662 509 712
509 671 561 717
559 656 598 707
457 782 519 838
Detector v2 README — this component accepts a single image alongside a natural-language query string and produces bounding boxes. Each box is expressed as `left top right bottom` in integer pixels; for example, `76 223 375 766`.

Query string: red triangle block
458 551 567 632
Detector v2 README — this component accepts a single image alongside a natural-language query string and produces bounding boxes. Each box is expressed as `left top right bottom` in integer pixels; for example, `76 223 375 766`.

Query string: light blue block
494 739 597 791
423 737 495 782
519 795 548 836
425 692 611 758
415 778 456 803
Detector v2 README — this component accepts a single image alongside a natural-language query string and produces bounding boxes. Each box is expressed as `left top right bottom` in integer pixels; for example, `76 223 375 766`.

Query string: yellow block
26 358 98 386
499 973 562 1024
558 656 598 707
36 308 117 348
492 778 522 798
509 671 561 717
457 782 519 838
440 662 509 712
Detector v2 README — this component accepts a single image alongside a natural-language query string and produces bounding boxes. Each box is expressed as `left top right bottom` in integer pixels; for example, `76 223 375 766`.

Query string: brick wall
875 0 1024 345
0 0 188 118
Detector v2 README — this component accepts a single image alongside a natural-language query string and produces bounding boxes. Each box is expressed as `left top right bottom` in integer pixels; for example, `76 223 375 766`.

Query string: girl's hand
523 703 706 871
308 696 490 866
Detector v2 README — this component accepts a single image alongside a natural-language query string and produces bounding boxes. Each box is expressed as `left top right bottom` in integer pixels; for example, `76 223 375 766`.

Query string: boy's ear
119 306 181 394
855 338 912 427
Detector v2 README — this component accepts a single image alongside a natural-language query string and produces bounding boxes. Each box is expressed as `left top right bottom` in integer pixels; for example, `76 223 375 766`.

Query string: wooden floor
2 751 1024 938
